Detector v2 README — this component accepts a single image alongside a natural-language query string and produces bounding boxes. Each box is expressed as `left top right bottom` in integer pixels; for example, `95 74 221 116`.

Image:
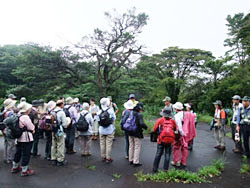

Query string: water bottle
235 133 240 142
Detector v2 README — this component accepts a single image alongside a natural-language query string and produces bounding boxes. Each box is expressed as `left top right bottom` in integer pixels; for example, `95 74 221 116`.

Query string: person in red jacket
152 108 177 173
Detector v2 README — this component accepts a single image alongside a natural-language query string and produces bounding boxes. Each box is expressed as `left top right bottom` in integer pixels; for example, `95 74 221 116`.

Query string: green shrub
197 114 213 124
240 155 250 174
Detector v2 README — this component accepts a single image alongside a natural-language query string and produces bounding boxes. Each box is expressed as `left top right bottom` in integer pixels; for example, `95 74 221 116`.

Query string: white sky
0 0 249 57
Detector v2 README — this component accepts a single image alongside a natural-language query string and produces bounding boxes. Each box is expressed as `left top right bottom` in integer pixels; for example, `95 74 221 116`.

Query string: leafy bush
240 155 250 174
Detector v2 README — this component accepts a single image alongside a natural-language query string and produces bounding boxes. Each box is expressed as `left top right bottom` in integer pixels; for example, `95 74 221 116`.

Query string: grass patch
134 159 225 184
197 114 213 124
240 156 250 174
87 165 96 171
226 132 232 139
113 173 121 179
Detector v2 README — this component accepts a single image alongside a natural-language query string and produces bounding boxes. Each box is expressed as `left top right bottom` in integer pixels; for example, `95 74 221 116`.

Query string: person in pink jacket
11 102 35 177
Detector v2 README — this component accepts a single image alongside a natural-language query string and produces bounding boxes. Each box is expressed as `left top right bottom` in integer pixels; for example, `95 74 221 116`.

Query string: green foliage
87 165 96 171
135 159 225 184
197 114 213 124
113 173 121 179
240 155 250 174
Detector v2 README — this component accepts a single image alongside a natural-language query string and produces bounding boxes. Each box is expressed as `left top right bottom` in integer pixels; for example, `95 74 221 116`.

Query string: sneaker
106 158 113 164
102 157 106 162
171 161 180 167
11 166 22 173
133 163 142 167
125 156 129 160
21 169 35 177
57 160 68 166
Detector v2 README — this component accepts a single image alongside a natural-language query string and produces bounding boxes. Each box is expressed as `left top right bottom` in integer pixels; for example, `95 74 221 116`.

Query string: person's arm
153 118 162 132
23 115 35 134
88 113 94 127
60 111 67 128
137 113 148 130
175 114 184 136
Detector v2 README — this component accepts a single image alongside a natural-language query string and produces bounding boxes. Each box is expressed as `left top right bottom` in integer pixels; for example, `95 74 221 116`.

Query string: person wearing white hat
64 97 78 154
50 100 68 166
171 102 185 168
121 100 135 159
12 102 35 176
2 99 17 164
78 103 94 156
231 95 243 153
97 97 116 163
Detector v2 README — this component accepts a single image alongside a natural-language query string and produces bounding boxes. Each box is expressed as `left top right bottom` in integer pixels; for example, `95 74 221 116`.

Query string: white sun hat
18 102 32 113
124 100 134 110
173 102 184 110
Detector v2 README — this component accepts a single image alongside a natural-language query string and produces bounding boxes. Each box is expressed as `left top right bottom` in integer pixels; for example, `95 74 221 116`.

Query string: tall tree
77 8 149 96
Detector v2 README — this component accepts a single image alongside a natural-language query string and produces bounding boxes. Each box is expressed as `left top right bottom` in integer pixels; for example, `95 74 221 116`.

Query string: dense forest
0 9 249 114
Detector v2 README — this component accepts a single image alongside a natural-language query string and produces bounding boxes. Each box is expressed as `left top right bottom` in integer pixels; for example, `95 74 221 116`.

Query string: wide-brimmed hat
160 108 172 118
8 94 17 100
162 96 171 102
242 96 250 101
107 96 112 101
47 101 56 112
184 103 191 109
100 98 110 110
73 98 79 104
82 102 90 110
20 97 26 102
124 100 134 110
66 97 74 105
232 95 241 100
173 102 184 110
213 100 222 106
56 100 64 106
18 102 32 113
4 99 16 110
129 94 136 99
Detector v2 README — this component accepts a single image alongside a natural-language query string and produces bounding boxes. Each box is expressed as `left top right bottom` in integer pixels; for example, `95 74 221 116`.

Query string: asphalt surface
0 122 250 188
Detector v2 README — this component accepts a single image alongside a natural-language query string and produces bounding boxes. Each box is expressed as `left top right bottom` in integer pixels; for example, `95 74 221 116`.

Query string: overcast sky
0 0 249 57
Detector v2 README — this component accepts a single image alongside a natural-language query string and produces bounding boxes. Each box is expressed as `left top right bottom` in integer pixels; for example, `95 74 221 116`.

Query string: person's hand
236 125 240 133
32 130 35 134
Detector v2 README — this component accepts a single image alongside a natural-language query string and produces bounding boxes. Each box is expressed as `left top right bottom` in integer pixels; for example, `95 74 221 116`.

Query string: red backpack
159 119 175 144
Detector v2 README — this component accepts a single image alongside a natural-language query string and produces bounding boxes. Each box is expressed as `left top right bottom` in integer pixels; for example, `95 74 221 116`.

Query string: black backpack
0 111 6 130
76 113 89 132
99 109 113 128
4 115 27 139
63 106 71 118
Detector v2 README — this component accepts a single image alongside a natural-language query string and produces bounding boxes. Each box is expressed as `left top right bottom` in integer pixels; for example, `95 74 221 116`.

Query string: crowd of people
0 93 250 177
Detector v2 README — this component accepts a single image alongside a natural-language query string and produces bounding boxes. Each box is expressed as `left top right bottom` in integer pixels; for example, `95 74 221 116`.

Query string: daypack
159 119 175 144
45 111 60 133
123 111 137 132
76 113 89 132
0 111 6 130
99 108 113 127
63 106 72 118
4 115 27 139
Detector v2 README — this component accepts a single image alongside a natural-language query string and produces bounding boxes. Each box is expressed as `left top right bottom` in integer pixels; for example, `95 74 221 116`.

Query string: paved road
0 123 249 188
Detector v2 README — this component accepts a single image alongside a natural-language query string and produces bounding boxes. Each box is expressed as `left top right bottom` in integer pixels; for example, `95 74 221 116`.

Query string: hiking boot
21 169 35 177
171 161 180 167
51 160 57 166
179 164 187 170
219 146 226 151
133 163 142 167
106 158 113 164
188 146 193 151
214 145 221 150
152 169 158 173
102 157 106 162
129 161 134 165
57 160 68 166
11 166 22 173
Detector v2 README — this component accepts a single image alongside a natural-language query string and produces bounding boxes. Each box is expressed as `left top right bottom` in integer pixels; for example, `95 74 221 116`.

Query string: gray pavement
0 123 250 188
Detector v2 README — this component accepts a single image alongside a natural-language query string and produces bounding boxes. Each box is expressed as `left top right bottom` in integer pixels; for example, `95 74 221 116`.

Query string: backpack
123 111 137 132
159 119 175 144
99 109 113 127
76 113 89 132
45 111 60 133
4 115 27 139
224 108 230 124
63 106 71 118
0 111 6 131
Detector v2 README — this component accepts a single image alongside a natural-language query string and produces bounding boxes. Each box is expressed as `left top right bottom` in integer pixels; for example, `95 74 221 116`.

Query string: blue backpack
123 111 137 132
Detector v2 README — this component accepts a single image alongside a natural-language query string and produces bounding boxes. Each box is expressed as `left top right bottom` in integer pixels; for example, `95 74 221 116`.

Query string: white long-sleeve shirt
174 111 184 136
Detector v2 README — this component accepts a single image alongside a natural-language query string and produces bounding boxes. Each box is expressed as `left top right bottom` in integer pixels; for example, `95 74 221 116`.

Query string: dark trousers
242 124 250 157
232 123 243 151
153 143 172 171
125 132 129 157
45 131 52 158
32 127 39 155
14 142 33 166
65 125 75 151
